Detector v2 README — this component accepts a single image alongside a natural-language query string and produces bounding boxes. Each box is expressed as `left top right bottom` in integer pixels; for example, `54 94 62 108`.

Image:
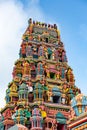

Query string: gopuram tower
0 18 81 130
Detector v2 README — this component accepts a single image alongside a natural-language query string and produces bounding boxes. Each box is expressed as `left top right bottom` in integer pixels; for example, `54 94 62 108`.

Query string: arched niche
52 87 61 103
56 112 66 130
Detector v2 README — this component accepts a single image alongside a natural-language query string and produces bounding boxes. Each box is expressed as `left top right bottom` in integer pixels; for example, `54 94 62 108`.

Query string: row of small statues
28 18 58 30
19 43 67 62
13 60 74 83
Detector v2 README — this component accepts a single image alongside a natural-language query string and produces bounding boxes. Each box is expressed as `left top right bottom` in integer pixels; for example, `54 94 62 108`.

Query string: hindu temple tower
0 18 81 130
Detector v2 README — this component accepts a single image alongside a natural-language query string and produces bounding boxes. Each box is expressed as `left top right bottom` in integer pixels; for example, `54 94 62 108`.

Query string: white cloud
0 0 45 108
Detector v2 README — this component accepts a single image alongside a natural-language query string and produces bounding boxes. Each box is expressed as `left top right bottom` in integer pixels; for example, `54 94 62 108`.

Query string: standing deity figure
32 45 38 58
37 62 44 75
51 48 55 60
69 107 76 120
67 68 74 82
26 44 32 57
22 61 30 76
52 52 55 60
61 68 65 79
21 44 26 58
46 70 50 78
29 19 33 34
54 49 59 61
62 83 68 104
3 108 12 120
38 46 44 57
44 46 48 59
47 91 52 102
62 50 67 62
45 51 48 59
56 70 60 79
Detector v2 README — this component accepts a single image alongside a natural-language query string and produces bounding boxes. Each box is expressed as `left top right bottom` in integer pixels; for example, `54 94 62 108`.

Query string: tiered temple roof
0 19 82 130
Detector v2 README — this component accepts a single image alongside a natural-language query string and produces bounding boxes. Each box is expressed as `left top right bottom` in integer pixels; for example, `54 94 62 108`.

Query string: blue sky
0 0 87 108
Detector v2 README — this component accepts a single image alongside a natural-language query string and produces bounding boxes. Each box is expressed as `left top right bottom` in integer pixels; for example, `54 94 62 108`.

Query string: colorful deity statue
52 52 55 60
26 44 32 57
54 49 59 60
62 50 67 62
62 83 70 105
47 90 52 102
58 49 62 62
13 61 22 78
37 62 44 75
69 107 76 120
32 45 38 59
38 46 44 57
28 18 33 34
67 68 74 82
21 43 26 58
46 69 50 78
44 46 48 59
60 67 65 79
51 48 55 60
56 69 60 79
47 47 52 60
3 108 12 120
22 61 30 76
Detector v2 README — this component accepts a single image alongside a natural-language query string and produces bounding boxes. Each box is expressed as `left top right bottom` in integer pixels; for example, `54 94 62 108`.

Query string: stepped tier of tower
0 18 81 130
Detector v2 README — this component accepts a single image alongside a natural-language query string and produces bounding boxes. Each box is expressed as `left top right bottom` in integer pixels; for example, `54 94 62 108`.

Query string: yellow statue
23 61 30 75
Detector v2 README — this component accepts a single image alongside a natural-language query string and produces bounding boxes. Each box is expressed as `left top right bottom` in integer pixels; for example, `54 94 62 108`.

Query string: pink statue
3 108 12 120
69 107 75 119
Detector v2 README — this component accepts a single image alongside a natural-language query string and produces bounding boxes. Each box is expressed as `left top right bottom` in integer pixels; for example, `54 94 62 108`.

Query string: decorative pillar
30 108 43 129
